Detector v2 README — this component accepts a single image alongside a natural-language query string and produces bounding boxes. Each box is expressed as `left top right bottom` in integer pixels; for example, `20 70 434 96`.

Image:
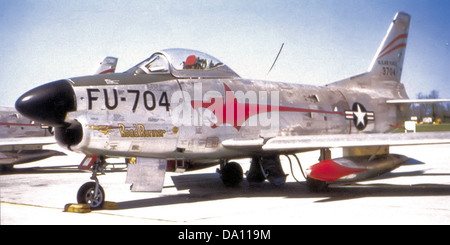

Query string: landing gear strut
247 155 287 186
77 156 106 209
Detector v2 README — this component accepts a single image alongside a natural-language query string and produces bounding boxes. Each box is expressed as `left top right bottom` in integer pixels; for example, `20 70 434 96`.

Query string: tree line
409 90 450 123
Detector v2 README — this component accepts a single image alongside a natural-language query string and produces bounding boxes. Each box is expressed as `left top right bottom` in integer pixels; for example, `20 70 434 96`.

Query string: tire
77 182 105 209
221 162 243 187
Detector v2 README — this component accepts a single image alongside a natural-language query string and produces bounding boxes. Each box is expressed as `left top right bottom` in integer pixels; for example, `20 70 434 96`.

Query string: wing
222 132 450 152
0 136 57 146
0 136 66 165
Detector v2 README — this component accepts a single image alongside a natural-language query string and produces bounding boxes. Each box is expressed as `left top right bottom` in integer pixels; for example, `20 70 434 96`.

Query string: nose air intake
15 80 76 127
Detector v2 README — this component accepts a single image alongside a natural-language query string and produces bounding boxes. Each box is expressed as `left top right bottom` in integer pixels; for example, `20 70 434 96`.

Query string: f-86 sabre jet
16 12 450 208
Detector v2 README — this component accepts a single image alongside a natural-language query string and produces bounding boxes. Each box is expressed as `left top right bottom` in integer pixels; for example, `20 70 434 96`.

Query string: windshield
129 53 169 75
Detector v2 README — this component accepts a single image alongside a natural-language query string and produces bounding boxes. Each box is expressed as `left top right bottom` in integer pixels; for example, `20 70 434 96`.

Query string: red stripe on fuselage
190 84 344 130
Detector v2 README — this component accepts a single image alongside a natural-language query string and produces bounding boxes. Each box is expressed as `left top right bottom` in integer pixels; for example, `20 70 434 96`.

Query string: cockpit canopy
127 48 240 79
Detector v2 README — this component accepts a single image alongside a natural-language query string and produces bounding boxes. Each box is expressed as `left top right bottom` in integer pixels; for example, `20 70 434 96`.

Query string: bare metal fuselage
63 71 406 162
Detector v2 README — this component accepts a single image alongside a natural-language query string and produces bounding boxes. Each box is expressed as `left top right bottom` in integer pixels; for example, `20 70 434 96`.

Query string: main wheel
220 162 243 187
77 182 105 209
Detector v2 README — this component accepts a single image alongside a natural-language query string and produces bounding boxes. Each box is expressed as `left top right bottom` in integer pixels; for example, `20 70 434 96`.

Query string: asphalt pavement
1 144 450 225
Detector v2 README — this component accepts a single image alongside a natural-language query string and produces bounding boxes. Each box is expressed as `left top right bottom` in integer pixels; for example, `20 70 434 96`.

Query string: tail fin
95 56 118 75
368 12 410 82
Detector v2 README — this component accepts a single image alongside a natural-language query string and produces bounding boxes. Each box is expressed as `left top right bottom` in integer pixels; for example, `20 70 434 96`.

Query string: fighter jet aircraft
15 12 450 208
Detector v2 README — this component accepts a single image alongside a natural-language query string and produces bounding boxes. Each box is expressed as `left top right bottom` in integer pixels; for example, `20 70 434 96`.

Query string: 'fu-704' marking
86 88 170 112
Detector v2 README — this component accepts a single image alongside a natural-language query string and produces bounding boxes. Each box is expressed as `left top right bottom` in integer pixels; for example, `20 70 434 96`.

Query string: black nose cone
15 80 76 127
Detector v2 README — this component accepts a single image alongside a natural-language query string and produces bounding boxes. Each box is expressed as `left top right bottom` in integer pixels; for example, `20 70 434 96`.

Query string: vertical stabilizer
368 12 410 82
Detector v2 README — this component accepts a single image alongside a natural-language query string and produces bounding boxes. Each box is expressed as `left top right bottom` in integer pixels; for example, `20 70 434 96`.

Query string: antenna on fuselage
267 43 284 75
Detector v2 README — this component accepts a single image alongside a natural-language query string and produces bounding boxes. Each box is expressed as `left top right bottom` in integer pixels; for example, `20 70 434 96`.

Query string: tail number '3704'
86 89 170 112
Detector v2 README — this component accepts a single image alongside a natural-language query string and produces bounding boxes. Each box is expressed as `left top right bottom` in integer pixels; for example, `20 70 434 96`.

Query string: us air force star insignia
344 103 375 130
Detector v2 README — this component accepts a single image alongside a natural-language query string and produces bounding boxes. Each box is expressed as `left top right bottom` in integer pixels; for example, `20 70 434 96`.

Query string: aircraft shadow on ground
116 170 450 210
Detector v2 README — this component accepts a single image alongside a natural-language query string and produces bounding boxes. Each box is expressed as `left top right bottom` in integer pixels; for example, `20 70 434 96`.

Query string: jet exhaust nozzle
15 80 76 127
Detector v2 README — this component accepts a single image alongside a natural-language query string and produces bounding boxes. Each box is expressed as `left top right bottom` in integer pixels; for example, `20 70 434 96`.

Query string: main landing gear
218 153 329 192
218 155 288 187
218 161 243 187
77 156 106 209
247 155 287 186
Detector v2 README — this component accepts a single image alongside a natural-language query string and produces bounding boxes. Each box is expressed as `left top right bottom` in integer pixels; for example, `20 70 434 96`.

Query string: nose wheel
76 156 106 209
77 182 105 209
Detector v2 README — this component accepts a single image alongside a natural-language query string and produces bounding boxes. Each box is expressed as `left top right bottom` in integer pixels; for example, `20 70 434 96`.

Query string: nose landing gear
77 156 106 209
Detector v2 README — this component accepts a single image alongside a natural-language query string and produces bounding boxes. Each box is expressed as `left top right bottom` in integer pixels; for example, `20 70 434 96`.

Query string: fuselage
61 71 406 162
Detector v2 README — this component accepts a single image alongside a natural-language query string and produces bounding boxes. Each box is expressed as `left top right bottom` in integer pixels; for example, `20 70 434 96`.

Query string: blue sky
0 0 449 107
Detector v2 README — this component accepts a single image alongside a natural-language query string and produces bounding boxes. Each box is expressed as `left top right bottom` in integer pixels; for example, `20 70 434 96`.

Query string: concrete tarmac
1 144 450 225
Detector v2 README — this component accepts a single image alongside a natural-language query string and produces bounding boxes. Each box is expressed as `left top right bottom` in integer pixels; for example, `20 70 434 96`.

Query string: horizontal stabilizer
386 99 450 104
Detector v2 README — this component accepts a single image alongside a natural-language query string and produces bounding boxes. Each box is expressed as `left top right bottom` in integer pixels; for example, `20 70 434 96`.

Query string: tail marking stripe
377 33 407 59
378 43 407 59
378 34 407 55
